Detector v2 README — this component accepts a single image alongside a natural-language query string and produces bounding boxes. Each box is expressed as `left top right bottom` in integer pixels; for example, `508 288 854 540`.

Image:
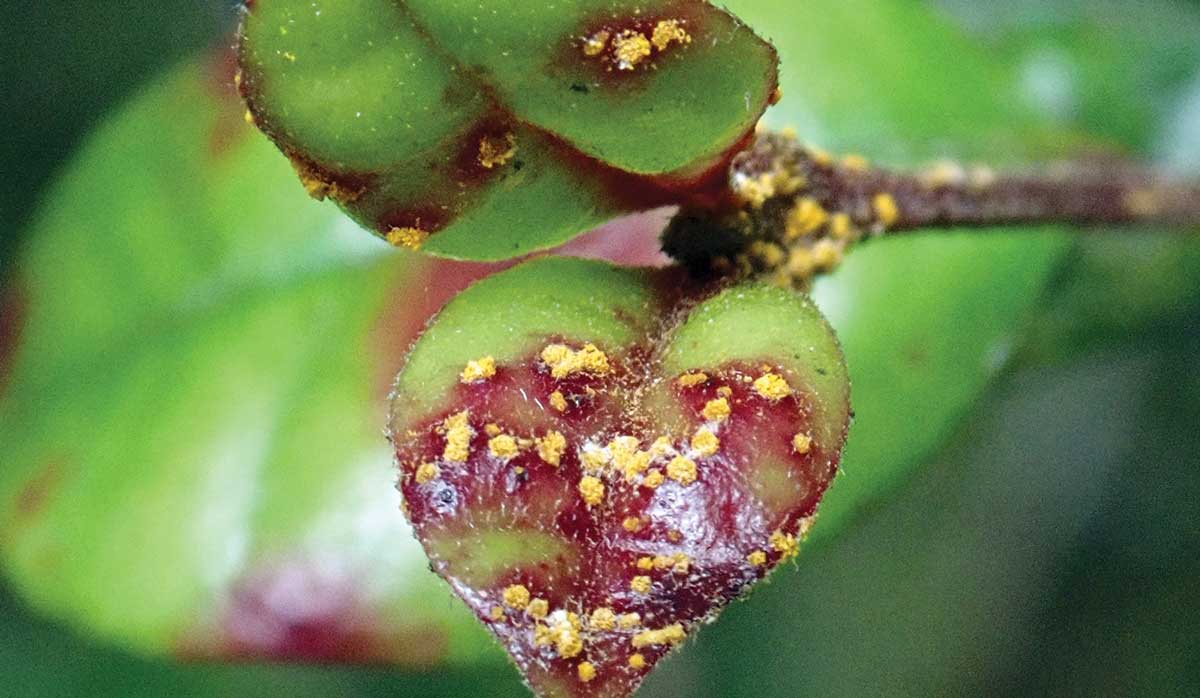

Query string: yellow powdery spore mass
557 631 584 659
442 411 473 462
577 662 597 683
677 372 709 388
536 431 567 467
503 584 531 610
793 432 813 455
548 612 585 658
747 550 768 567
460 356 496 384
811 239 843 270
629 653 647 670
630 575 653 594
734 166 805 209
477 132 517 169
488 434 520 460
613 30 652 70
528 599 550 620
651 19 691 51
691 428 720 457
580 448 611 473
414 462 440 485
873 192 901 228
649 437 674 459
734 172 778 209
807 145 834 167
579 476 606 507
841 154 870 172
785 198 829 240
770 530 801 561
631 624 686 649
609 436 640 467
583 30 611 57
385 226 429 251
541 343 611 379
549 390 569 412
754 373 793 401
786 247 816 280
750 240 787 268
1124 189 1161 217
702 397 731 423
667 456 698 486
655 553 690 575
623 517 643 533
829 212 857 241
643 468 665 489
590 607 617 631
612 436 652 481
618 613 641 630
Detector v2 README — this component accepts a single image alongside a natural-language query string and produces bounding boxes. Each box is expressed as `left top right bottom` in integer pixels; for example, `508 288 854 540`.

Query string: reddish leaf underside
388 263 850 698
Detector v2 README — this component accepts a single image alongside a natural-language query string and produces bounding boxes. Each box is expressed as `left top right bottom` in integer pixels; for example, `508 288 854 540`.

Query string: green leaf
239 0 778 259
0 59 504 667
809 231 1069 540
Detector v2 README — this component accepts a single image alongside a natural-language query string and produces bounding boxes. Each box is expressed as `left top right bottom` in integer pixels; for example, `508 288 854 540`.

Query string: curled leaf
238 0 778 259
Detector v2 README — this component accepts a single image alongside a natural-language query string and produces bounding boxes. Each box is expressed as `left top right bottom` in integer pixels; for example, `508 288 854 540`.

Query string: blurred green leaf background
1 1 1198 696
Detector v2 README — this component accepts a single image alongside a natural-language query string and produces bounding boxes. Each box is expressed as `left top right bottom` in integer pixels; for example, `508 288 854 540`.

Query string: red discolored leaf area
207 558 448 666
393 346 839 697
0 284 26 398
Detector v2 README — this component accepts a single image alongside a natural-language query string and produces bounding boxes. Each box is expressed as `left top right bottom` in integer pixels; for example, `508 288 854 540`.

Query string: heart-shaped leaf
388 257 851 697
238 0 778 259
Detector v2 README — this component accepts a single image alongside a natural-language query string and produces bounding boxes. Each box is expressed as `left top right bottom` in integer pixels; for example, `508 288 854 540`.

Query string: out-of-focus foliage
0 1 227 271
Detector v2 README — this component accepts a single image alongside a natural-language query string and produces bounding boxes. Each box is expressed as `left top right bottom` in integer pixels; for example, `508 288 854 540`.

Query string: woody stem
662 130 1200 287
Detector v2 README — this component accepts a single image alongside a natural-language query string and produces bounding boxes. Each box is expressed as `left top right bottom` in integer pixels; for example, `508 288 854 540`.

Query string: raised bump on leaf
388 258 850 698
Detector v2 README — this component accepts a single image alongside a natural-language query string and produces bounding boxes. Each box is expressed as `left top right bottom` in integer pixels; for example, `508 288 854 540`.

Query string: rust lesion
477 132 518 170
578 16 695 73
385 227 430 251
570 0 712 80
665 129 1200 288
290 159 368 205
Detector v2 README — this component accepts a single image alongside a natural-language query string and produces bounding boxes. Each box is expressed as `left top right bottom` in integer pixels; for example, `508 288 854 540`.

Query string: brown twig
662 130 1200 287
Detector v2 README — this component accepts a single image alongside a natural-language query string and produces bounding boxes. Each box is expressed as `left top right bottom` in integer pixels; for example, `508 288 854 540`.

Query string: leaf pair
238 0 778 259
